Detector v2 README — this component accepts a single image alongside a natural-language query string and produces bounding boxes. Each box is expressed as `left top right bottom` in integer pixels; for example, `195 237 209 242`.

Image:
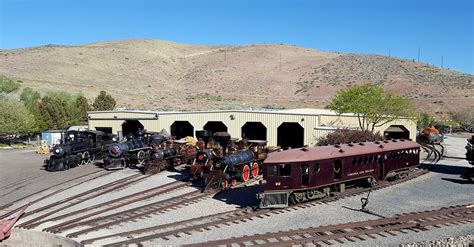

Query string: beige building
87 108 416 148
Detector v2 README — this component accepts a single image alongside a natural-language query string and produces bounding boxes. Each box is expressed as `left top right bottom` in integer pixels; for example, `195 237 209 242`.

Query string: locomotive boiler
142 139 197 175
44 130 115 171
258 139 420 208
103 131 168 170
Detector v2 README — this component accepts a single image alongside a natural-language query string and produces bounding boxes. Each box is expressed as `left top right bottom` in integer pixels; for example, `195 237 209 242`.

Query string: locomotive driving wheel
251 162 259 178
137 150 146 166
241 164 250 182
83 151 91 164
76 153 83 166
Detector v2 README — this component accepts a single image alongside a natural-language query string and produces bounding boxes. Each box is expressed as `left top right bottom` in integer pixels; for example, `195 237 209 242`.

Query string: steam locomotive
142 138 197 174
44 130 115 172
103 130 169 170
466 135 474 165
189 131 278 191
258 139 420 208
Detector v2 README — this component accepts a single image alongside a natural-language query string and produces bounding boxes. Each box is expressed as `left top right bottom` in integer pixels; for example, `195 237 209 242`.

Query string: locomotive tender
259 139 420 208
44 130 115 171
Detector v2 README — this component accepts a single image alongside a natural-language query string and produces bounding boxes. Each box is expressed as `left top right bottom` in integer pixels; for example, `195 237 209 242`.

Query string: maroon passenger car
258 139 420 208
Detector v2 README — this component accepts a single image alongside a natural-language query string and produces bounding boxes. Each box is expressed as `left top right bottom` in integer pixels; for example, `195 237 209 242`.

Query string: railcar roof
265 139 420 164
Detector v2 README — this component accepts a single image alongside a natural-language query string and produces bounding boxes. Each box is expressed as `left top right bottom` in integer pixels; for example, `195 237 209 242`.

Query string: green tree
0 75 20 93
416 112 434 131
92 91 116 111
20 87 48 132
328 83 413 132
73 94 90 123
0 98 36 135
38 94 73 129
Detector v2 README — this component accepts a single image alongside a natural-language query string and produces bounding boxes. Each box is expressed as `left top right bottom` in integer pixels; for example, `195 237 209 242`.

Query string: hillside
0 39 472 116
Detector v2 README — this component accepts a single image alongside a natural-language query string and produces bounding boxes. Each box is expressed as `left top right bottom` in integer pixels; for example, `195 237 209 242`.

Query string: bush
454 109 474 132
0 75 20 93
316 129 383 146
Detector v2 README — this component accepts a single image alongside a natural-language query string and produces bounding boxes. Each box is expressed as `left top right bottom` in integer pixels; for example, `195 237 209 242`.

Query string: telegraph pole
441 56 444 68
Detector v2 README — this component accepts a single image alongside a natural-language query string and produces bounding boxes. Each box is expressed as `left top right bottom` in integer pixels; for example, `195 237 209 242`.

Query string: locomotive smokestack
213 132 231 155
195 130 212 147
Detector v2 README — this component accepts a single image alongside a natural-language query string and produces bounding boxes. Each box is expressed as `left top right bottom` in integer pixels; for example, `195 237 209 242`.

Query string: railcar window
368 156 373 163
314 163 320 173
352 158 357 165
363 156 368 164
267 165 278 176
280 164 291 176
358 157 363 165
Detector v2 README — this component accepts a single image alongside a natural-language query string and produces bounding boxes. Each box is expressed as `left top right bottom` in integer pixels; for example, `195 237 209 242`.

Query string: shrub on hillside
454 109 474 132
316 129 383 146
0 75 20 94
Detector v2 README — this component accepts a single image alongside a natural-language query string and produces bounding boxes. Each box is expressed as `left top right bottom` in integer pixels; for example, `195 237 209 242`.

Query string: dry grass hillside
1 39 472 116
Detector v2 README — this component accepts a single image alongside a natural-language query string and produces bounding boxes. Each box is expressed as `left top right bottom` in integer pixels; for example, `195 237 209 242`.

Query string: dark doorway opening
203 121 228 134
242 122 267 140
171 121 194 139
122 120 144 137
277 122 304 149
95 127 112 134
384 125 410 140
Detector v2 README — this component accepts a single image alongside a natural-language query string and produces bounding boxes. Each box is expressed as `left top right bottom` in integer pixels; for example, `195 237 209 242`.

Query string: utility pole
441 56 444 68
417 47 421 62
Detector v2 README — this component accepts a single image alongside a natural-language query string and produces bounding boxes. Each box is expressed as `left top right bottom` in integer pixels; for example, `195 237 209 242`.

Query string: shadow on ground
212 184 262 208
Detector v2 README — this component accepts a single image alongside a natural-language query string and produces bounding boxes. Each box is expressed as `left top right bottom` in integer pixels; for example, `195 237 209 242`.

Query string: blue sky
1 0 473 73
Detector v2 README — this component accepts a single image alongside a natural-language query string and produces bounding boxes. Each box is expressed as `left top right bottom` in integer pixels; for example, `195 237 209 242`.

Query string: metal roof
265 139 420 163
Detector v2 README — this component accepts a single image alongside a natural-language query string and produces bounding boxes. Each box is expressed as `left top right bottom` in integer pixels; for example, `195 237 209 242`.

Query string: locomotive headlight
55 149 60 153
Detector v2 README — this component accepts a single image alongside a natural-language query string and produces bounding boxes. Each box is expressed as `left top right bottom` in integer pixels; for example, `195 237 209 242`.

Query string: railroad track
185 204 474 246
0 170 110 218
80 167 429 246
42 179 188 233
66 188 213 238
419 142 444 166
17 172 151 229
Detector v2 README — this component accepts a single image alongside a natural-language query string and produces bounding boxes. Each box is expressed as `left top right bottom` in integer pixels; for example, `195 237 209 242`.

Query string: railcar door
333 160 342 180
301 164 309 186
378 155 384 180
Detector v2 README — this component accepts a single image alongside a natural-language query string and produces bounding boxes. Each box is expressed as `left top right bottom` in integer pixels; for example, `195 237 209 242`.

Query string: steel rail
18 173 149 229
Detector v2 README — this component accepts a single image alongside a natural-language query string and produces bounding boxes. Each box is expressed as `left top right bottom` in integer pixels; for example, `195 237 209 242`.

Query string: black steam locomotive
44 130 115 172
102 131 169 170
466 135 474 165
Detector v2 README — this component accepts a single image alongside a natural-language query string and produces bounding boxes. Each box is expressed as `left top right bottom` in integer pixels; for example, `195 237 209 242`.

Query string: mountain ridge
1 38 472 117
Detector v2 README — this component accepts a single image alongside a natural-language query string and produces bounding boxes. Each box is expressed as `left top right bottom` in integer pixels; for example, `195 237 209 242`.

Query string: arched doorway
384 125 410 139
242 122 267 140
122 120 144 137
277 122 304 149
170 121 194 139
203 121 228 134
